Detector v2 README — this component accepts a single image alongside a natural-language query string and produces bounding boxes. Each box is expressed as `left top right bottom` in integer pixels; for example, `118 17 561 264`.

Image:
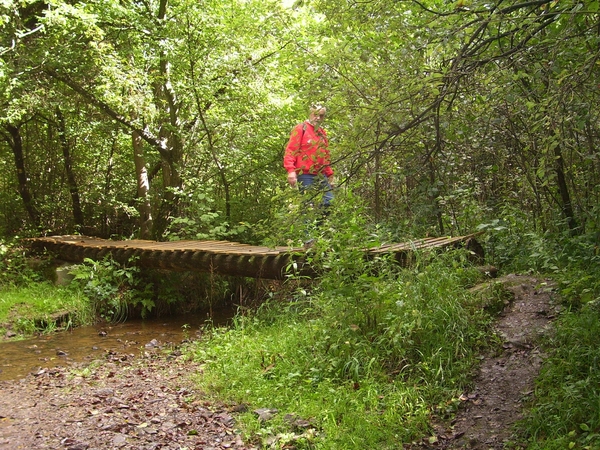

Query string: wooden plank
369 237 446 253
25 233 483 279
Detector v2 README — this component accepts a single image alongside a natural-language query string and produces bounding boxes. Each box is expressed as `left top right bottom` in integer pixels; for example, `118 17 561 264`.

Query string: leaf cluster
69 256 154 322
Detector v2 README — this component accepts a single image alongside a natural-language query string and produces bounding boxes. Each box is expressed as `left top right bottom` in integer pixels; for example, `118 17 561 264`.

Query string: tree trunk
150 0 184 239
372 122 385 220
4 123 40 229
432 110 444 235
56 107 84 229
553 142 578 233
100 138 116 238
132 128 153 239
374 145 381 221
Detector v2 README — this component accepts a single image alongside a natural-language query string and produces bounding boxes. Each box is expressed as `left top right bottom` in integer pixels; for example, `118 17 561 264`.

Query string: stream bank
0 345 254 450
0 275 559 449
0 309 234 382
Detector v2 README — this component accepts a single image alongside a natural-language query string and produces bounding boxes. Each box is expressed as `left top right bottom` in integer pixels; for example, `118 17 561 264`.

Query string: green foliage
2 2 600 445
2 0 599 248
256 182 339 249
482 216 600 308
0 239 48 286
189 213 492 448
549 228 600 308
70 256 154 322
0 282 92 337
519 302 600 450
66 256 239 321
163 189 249 242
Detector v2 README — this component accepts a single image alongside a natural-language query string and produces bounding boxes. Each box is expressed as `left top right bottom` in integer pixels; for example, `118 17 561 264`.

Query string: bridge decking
26 234 483 280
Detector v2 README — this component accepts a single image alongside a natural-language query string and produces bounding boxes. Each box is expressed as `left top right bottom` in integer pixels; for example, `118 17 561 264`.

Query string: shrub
69 256 154 322
189 216 493 448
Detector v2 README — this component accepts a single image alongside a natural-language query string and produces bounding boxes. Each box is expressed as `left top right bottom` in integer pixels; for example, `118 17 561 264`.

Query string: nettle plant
70 256 154 322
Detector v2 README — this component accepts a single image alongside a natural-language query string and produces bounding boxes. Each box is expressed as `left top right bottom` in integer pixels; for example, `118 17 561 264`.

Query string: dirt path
426 274 559 449
0 274 557 450
0 350 255 450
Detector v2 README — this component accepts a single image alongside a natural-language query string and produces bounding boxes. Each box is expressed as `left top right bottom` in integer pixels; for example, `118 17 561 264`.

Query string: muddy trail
0 274 557 450
418 274 558 450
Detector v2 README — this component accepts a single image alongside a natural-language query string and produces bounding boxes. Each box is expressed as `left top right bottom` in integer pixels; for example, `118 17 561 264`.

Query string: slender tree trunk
217 162 231 223
133 128 153 239
198 109 231 223
373 125 381 220
4 123 40 229
553 142 578 233
152 158 176 240
374 149 381 221
56 107 84 229
428 156 444 235
432 110 444 235
101 138 116 237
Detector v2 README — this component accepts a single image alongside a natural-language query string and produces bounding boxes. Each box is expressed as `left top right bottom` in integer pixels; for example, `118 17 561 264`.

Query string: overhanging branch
44 67 171 161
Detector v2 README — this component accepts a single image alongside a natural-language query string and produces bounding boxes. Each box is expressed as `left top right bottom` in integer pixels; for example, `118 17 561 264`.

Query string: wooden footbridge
26 234 483 280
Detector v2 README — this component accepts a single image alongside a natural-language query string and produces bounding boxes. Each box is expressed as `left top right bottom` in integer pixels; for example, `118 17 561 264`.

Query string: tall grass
189 216 493 448
0 239 94 336
518 302 600 449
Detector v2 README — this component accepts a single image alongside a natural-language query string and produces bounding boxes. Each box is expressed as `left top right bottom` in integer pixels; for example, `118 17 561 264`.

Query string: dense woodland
2 2 600 448
1 0 598 248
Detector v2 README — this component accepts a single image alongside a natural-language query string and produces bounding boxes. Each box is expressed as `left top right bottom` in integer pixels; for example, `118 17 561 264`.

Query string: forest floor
0 274 558 450
0 348 255 450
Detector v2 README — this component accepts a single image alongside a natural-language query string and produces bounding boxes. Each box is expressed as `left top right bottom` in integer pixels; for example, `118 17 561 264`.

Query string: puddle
0 309 234 381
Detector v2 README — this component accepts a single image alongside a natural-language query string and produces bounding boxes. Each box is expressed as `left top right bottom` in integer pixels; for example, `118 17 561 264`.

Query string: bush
519 302 600 449
0 239 48 286
69 256 154 322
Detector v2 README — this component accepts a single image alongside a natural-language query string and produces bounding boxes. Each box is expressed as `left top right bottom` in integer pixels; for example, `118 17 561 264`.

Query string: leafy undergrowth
188 247 494 449
518 301 600 450
0 239 92 337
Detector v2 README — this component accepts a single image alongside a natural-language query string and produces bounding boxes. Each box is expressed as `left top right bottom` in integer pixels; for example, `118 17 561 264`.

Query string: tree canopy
1 0 598 243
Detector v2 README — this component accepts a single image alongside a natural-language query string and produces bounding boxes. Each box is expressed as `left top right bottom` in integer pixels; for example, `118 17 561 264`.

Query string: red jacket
283 121 334 177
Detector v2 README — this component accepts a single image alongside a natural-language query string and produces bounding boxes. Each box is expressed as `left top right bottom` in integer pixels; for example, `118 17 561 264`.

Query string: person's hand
287 171 297 187
328 175 335 187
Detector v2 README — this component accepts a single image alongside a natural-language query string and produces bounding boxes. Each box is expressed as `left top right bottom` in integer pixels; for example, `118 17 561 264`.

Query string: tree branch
44 67 171 160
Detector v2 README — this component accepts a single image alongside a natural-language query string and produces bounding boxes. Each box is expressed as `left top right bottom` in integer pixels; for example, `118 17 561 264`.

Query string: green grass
188 247 494 449
517 301 600 450
0 282 93 337
192 317 437 449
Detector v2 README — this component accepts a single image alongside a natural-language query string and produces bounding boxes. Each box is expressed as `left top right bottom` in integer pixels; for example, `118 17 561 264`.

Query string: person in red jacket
283 104 335 247
284 104 335 208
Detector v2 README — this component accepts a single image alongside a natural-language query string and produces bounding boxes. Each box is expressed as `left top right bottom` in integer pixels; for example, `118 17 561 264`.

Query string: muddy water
0 309 234 382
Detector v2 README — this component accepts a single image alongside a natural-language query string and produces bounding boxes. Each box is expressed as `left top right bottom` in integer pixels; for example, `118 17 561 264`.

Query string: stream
0 309 233 382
